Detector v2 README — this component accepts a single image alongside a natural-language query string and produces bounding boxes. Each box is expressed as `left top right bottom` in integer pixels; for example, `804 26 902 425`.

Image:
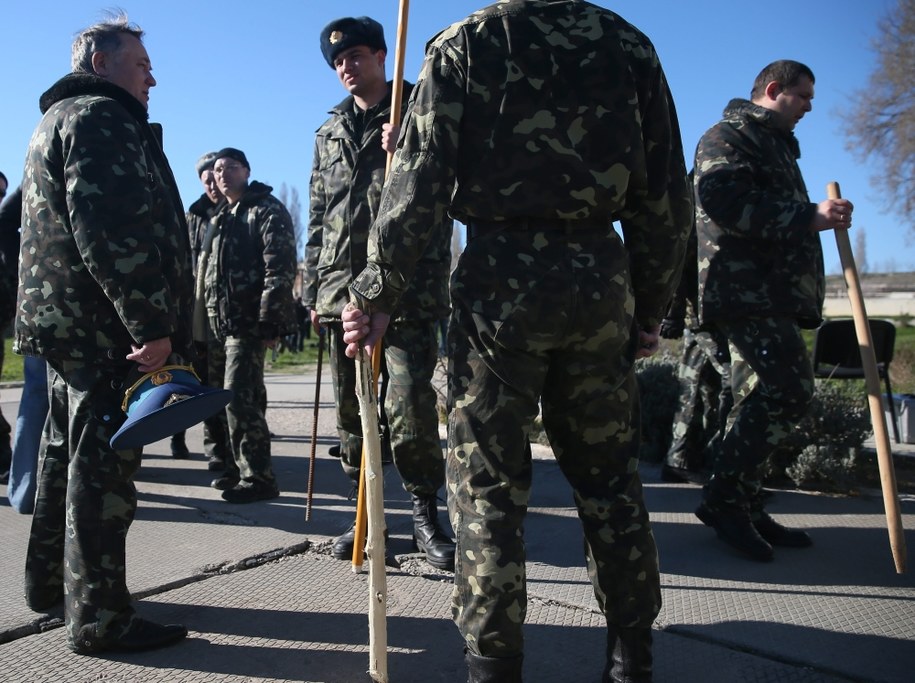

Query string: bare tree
842 0 915 233
854 228 869 274
277 183 304 257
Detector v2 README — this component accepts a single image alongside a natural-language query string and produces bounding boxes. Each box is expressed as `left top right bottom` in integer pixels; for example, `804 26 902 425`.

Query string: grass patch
2 337 22 383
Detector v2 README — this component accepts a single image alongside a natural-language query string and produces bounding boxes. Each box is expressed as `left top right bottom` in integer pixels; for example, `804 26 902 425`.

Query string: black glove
659 317 684 339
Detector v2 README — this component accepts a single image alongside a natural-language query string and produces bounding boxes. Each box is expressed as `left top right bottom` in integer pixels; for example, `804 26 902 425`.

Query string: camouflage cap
214 147 250 170
320 16 386 69
195 151 218 177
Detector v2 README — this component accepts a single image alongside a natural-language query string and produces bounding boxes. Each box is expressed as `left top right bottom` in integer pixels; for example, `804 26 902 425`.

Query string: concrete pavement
0 370 913 682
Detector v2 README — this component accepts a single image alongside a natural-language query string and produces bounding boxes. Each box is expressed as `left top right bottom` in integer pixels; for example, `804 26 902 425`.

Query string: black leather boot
411 494 456 571
753 510 813 547
466 650 523 683
602 627 653 683
332 523 358 560
332 522 390 561
696 501 774 562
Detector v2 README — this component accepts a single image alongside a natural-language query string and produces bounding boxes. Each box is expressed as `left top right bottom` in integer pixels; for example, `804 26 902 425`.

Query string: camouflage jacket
204 181 296 339
15 73 194 362
694 98 824 328
664 221 700 331
351 0 692 327
186 193 222 271
305 80 452 322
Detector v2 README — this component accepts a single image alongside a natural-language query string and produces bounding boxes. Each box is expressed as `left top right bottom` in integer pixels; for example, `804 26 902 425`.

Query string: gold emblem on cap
330 30 343 44
151 370 174 386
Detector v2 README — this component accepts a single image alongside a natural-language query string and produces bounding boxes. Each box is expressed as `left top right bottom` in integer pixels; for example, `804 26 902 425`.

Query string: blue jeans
7 356 50 514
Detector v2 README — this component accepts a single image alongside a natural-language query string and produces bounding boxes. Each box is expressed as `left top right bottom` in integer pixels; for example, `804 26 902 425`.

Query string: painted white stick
354 345 389 681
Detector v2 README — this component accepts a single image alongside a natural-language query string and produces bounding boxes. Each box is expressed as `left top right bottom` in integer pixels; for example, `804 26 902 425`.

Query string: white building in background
823 273 915 319
824 291 915 318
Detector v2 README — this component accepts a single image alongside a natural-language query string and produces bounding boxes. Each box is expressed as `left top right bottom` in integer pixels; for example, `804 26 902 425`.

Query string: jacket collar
39 72 149 122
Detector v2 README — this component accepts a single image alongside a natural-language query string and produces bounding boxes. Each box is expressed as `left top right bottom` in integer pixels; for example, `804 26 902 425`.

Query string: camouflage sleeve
351 46 462 314
694 125 817 243
65 99 178 343
304 137 324 310
259 201 297 329
617 61 693 328
665 220 699 321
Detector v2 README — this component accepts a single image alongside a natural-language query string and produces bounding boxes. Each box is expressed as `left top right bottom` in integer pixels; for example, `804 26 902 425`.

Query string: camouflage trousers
25 358 141 649
207 335 274 485
447 228 660 659
705 317 814 511
195 339 231 463
326 320 444 496
665 328 732 472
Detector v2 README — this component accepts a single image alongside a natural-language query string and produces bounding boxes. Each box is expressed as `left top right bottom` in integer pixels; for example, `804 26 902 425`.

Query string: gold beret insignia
330 30 343 45
151 370 174 386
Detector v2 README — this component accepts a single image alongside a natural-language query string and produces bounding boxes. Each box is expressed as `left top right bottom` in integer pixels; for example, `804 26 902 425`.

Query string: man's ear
763 80 782 102
90 50 108 77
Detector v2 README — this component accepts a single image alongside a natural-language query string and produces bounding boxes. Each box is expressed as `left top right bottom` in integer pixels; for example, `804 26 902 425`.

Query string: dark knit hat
195 152 217 177
320 16 386 68
214 147 250 170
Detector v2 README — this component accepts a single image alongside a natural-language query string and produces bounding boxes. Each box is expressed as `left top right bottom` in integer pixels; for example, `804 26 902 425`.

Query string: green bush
765 380 871 491
635 350 681 463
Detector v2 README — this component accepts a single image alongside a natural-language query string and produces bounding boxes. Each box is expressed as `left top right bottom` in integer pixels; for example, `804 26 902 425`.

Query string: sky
0 0 905 272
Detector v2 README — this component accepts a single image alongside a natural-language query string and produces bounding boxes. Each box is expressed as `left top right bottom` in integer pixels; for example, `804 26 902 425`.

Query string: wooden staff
828 181 907 574
351 0 412 575
351 344 381 573
352 4 412 681
354 341 389 682
304 329 325 522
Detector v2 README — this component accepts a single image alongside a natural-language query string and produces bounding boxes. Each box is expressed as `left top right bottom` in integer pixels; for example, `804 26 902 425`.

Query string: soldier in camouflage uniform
341 2 692 680
173 152 231 470
694 60 855 562
305 16 455 569
15 15 192 654
659 187 732 485
205 148 296 504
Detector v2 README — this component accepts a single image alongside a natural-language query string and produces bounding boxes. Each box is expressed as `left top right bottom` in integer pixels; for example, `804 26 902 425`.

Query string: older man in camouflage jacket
16 14 193 655
206 148 296 504
305 16 455 570
341 2 692 680
693 60 855 562
171 152 231 469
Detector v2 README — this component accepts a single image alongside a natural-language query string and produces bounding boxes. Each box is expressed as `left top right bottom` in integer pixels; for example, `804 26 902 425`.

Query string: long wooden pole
352 4 412 681
352 345 382 574
354 343 389 682
828 181 906 573
351 0 411 576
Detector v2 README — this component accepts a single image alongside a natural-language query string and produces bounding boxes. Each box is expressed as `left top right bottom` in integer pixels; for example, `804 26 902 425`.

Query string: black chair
811 318 900 443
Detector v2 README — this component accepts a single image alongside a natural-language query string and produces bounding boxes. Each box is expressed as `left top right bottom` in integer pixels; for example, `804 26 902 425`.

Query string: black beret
214 147 250 171
320 16 386 69
195 152 217 177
